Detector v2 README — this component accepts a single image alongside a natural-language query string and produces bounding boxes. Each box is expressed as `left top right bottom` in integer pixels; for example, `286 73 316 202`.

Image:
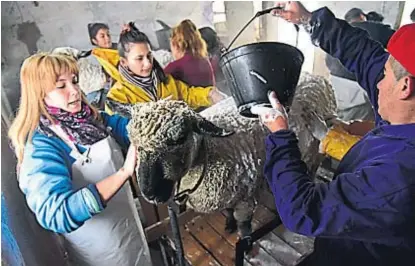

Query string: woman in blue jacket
8 53 152 265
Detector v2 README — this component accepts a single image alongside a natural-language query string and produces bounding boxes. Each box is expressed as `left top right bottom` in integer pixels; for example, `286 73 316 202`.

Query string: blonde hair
171 19 208 58
8 52 99 165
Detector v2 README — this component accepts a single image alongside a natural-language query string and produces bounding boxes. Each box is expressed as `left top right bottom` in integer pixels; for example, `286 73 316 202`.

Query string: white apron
49 125 152 266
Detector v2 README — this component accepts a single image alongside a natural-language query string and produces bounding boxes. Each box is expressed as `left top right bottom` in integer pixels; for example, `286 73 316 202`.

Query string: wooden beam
145 210 199 243
165 225 222 266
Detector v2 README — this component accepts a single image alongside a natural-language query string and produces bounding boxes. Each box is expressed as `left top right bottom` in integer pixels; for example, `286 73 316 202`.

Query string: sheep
127 72 337 238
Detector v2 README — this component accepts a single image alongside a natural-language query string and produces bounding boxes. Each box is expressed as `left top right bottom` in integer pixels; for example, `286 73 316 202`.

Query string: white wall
401 1 415 26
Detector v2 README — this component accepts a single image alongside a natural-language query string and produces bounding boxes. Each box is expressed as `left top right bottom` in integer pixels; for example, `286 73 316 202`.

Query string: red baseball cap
387 23 415 77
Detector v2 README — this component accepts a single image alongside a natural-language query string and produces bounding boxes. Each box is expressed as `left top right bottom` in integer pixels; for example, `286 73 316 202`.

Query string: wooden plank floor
166 204 314 266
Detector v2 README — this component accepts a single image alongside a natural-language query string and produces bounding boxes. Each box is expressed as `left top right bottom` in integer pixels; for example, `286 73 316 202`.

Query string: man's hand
251 91 289 133
272 1 312 25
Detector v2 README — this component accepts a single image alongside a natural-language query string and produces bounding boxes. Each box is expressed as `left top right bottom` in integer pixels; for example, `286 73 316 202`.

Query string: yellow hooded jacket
91 48 213 114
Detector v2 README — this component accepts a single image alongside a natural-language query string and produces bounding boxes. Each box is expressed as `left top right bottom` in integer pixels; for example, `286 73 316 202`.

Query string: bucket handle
225 6 301 52
226 6 283 51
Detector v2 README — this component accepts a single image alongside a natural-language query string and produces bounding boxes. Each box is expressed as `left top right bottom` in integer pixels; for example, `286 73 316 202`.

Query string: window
213 1 226 23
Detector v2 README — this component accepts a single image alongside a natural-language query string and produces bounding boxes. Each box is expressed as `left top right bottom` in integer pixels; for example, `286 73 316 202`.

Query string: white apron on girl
49 125 152 266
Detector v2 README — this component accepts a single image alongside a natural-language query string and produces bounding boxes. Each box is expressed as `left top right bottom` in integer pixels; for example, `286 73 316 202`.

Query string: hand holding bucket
251 91 289 133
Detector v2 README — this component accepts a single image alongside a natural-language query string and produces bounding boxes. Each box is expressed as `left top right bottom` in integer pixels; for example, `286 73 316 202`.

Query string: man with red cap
251 1 415 266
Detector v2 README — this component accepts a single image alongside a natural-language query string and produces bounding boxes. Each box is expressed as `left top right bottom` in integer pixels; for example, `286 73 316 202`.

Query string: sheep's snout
137 152 175 204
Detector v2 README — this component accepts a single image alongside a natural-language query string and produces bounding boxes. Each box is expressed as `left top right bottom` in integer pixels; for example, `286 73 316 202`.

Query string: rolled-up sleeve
19 136 104 234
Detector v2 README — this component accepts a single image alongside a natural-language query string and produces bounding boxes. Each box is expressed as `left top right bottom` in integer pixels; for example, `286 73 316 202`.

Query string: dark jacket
351 21 395 48
264 7 415 266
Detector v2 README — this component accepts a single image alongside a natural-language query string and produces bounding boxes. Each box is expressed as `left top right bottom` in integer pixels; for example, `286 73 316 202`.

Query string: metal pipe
167 201 186 266
159 236 172 266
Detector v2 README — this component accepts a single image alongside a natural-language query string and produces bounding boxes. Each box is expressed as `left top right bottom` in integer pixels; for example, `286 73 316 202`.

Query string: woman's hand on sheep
95 144 138 203
272 1 311 25
251 91 289 133
120 144 138 178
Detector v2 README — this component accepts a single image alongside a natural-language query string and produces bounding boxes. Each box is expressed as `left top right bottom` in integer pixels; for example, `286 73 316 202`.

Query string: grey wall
1 1 214 114
324 1 403 27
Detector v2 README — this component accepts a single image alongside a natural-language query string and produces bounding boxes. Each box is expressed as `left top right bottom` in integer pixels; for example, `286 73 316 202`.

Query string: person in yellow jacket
92 22 226 116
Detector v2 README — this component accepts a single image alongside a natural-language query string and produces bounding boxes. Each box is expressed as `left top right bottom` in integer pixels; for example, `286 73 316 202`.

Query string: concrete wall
1 1 214 114
323 1 403 28
224 1 255 48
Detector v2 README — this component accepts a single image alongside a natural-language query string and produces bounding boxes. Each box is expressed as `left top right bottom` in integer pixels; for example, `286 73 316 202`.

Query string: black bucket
219 42 304 118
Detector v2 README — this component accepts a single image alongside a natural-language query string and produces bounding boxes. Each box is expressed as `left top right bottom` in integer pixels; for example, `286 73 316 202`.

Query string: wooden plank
206 205 277 248
257 232 302 265
157 203 169 220
205 213 254 266
187 216 237 266
145 210 200 243
273 224 314 256
252 205 277 230
206 212 240 247
245 243 283 266
166 225 222 266
139 196 159 227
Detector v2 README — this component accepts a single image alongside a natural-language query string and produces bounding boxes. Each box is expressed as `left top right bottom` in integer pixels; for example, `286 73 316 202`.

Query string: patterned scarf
38 102 109 146
119 64 158 101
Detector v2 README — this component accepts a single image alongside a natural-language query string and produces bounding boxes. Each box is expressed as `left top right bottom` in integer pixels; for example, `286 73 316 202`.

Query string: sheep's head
51 46 91 60
127 100 233 204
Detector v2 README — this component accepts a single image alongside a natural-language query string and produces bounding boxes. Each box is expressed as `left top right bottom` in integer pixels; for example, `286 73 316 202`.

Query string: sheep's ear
78 50 92 59
193 117 234 137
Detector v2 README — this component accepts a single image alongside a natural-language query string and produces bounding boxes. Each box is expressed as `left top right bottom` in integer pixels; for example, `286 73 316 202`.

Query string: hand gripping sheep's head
127 100 233 204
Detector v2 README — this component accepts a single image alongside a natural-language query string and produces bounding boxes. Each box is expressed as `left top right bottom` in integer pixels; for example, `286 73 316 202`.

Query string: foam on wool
127 100 196 151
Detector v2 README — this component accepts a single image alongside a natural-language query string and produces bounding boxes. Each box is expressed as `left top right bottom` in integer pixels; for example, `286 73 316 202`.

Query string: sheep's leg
223 208 237 234
233 200 255 238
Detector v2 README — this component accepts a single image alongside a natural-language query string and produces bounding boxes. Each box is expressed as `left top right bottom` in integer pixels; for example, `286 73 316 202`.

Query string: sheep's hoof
225 217 237 234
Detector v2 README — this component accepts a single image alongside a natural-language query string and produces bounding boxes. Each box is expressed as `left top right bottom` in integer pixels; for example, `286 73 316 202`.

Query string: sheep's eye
166 133 187 146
